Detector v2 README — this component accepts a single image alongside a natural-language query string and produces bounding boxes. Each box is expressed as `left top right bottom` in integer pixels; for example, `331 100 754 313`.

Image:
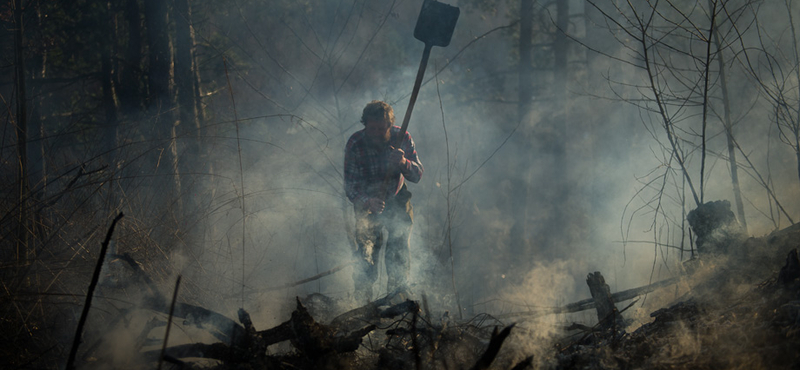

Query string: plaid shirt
344 126 423 205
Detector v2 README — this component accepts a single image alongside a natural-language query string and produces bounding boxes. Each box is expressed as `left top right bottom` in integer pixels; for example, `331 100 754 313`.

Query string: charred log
586 272 626 331
329 289 411 332
498 276 679 320
141 299 246 345
287 297 374 357
381 299 420 318
145 297 376 366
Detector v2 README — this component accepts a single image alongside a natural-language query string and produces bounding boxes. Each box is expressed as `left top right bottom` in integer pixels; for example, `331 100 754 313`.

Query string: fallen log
143 297 377 365
140 298 246 345
564 299 638 334
105 253 247 345
329 289 407 332
101 254 417 365
255 297 420 351
285 297 374 357
497 276 680 319
380 299 420 318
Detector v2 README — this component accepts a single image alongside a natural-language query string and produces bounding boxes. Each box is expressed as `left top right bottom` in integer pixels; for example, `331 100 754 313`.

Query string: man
344 100 423 304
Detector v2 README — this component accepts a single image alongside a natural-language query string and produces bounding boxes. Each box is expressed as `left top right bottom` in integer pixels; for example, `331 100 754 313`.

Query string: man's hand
389 147 407 167
366 198 385 214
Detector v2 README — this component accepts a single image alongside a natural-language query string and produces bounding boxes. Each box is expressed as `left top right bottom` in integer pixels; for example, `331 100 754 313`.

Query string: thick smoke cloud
8 1 797 366
162 0 800 327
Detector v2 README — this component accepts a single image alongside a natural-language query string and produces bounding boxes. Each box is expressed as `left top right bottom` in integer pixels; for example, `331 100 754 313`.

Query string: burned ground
2 222 798 370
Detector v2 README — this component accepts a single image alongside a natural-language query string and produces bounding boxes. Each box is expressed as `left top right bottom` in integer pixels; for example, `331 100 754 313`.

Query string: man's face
364 118 391 147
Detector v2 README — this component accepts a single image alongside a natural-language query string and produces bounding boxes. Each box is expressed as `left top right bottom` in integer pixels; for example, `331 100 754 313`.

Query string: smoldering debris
555 258 800 369
81 275 516 370
70 221 800 370
554 232 800 370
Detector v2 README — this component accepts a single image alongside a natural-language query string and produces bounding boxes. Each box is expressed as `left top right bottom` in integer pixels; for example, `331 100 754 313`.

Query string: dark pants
352 186 413 304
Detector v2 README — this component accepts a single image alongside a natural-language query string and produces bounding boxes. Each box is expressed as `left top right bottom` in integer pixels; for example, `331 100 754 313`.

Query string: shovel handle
395 43 433 148
378 43 433 203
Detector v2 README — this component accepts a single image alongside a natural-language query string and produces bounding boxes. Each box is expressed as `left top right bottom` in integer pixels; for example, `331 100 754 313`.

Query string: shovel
394 0 460 147
380 0 460 205
376 0 458 207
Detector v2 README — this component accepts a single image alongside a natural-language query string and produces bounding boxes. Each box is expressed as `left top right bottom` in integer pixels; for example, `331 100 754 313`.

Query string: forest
2 0 800 369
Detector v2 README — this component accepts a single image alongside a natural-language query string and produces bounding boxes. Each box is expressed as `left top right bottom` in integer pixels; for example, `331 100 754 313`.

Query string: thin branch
223 58 247 307
158 275 182 370
66 212 124 370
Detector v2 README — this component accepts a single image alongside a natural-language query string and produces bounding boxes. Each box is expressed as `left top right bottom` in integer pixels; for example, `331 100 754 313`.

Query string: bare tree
742 0 800 187
711 7 748 233
584 0 779 258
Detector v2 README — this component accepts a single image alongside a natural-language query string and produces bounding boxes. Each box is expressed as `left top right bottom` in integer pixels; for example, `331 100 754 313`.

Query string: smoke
8 0 800 367
163 0 800 325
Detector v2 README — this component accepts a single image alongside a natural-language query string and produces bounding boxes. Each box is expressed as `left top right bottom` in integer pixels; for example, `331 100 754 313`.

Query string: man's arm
398 132 423 183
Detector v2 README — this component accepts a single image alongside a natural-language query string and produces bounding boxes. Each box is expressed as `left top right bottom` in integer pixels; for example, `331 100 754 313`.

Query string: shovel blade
414 0 459 47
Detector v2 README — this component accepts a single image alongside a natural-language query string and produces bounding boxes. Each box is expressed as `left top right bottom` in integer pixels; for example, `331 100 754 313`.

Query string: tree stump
586 271 625 330
687 200 745 255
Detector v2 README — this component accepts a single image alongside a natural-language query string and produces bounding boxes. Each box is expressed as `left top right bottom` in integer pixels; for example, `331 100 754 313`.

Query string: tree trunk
14 0 31 264
509 0 534 265
712 17 747 233
102 1 119 166
518 0 533 124
173 0 197 132
173 0 200 224
144 0 181 214
28 1 47 237
144 0 171 110
546 0 570 251
119 0 144 116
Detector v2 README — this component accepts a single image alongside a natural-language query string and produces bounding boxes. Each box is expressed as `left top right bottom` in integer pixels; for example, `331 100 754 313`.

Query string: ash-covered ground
48 222 799 370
